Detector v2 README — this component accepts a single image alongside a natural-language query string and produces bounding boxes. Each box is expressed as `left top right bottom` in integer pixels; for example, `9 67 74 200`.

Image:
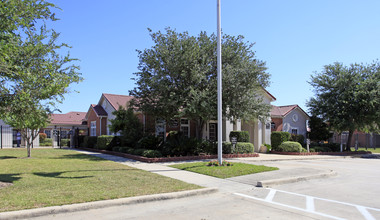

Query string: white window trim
291 128 298 135
90 121 96 137
155 119 166 138
180 118 190 137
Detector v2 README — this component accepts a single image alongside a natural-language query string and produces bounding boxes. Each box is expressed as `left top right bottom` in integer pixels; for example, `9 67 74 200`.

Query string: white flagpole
217 0 223 164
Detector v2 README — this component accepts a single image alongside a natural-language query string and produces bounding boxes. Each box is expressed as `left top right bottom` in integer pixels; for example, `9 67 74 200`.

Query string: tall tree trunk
195 119 204 141
345 130 353 151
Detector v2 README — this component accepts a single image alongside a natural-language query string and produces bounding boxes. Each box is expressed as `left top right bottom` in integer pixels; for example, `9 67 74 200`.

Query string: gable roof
271 105 310 118
91 104 108 116
102 93 134 111
50 112 87 125
262 88 276 101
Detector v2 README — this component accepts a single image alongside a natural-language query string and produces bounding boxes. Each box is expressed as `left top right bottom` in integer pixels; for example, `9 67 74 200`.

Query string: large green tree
130 28 271 138
307 61 380 150
0 0 82 157
308 115 331 142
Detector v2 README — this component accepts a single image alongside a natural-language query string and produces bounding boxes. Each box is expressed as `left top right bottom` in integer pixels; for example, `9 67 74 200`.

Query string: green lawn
0 149 200 212
170 162 279 179
351 147 380 153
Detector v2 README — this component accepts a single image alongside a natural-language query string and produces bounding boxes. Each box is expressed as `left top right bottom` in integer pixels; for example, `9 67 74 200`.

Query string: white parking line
265 188 276 202
234 188 380 220
235 192 344 220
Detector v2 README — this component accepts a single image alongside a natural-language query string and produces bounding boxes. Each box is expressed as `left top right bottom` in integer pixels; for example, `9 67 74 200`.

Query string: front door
209 123 217 141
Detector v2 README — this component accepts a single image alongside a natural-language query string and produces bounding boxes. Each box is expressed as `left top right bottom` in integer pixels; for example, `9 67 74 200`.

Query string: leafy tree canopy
307 61 380 150
0 0 82 156
130 28 271 138
308 115 331 142
109 106 143 147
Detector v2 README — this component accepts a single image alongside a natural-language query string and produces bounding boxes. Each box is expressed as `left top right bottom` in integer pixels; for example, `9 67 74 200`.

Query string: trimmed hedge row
277 141 304 152
229 131 250 142
112 146 162 158
223 142 254 154
97 135 114 150
271 131 291 150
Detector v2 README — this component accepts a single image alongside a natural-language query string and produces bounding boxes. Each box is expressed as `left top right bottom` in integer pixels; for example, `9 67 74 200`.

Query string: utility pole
217 0 223 164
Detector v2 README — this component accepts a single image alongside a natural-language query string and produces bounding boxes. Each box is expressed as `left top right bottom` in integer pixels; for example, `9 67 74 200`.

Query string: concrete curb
257 170 337 187
0 187 218 220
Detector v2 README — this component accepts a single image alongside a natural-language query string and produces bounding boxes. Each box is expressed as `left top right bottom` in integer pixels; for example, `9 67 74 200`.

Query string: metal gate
0 125 14 148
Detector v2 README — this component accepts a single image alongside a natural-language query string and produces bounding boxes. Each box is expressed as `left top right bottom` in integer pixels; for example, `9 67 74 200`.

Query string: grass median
170 161 279 179
0 149 200 212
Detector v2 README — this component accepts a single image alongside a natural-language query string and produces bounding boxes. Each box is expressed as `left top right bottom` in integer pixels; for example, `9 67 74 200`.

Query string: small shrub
112 146 120 152
207 160 233 166
290 134 305 145
133 148 146 156
119 147 133 153
60 139 70 147
39 133 47 142
96 135 114 150
229 131 250 142
234 142 254 153
271 131 291 151
83 136 97 148
142 150 162 158
264 143 272 152
277 141 303 152
40 138 52 146
199 141 217 155
163 131 200 156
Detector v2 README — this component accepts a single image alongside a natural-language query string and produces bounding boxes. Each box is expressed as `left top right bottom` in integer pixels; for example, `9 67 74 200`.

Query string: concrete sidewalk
78 150 339 189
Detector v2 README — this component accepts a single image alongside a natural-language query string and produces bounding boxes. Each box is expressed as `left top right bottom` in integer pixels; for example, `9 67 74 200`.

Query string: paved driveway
31 154 380 220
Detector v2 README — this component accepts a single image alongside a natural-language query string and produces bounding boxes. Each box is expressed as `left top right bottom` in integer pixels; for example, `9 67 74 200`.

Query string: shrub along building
270 105 310 140
85 91 276 152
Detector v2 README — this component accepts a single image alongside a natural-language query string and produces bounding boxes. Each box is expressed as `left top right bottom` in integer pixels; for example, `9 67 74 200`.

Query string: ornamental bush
137 135 163 150
142 149 162 158
229 131 250 142
277 141 303 152
271 131 291 151
39 133 47 142
60 139 70 147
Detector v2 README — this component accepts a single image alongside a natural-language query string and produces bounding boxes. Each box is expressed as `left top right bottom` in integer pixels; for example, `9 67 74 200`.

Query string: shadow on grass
50 153 106 161
0 156 17 160
33 172 94 179
0 173 22 183
33 168 136 179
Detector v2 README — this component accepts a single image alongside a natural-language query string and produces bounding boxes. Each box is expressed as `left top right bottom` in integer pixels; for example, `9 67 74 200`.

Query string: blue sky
49 0 380 114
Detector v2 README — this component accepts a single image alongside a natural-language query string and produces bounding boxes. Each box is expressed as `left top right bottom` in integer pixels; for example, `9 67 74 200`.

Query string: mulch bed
80 148 259 163
271 151 372 156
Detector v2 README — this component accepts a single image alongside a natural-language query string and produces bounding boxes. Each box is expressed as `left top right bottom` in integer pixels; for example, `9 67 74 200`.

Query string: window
90 121 96 136
266 123 270 129
180 119 190 138
60 130 68 139
209 123 217 141
44 130 51 138
155 118 166 138
271 122 276 129
291 129 298 135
